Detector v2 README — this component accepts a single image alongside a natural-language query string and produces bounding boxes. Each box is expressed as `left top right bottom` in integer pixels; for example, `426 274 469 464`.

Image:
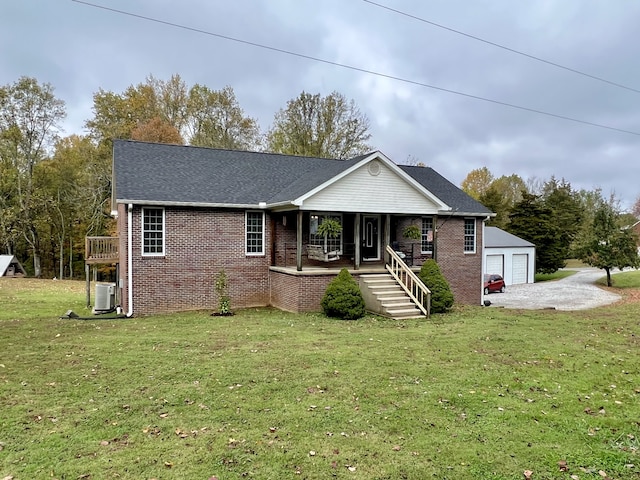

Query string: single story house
0 255 26 277
484 226 535 285
88 139 493 316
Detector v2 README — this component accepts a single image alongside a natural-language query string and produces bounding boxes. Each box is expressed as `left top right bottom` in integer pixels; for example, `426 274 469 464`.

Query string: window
421 217 434 253
142 207 165 255
464 218 476 253
246 211 265 255
310 213 343 253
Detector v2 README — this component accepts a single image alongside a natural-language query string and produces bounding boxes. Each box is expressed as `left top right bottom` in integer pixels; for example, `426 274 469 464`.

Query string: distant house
0 255 26 277
484 226 535 285
87 140 493 316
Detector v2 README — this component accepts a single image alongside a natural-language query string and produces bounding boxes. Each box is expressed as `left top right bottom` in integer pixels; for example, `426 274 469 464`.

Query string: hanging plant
402 224 421 240
317 218 343 239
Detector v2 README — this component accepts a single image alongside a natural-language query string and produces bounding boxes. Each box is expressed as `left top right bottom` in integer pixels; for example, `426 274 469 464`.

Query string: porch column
384 214 391 264
354 213 361 270
296 210 303 271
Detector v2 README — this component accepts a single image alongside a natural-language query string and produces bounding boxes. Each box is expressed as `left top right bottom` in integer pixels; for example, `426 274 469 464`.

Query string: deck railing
385 245 431 317
85 236 119 264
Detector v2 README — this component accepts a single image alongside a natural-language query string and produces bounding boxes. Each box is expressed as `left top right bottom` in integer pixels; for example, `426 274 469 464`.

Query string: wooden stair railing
385 245 431 317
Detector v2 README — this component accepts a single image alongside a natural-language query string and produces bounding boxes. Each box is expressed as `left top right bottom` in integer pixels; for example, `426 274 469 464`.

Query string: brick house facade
109 140 492 316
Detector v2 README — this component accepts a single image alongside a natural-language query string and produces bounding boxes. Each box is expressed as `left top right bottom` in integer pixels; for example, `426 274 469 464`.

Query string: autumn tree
186 85 260 150
476 173 527 229
0 76 65 276
131 116 184 144
574 196 640 286
267 91 371 159
461 167 493 200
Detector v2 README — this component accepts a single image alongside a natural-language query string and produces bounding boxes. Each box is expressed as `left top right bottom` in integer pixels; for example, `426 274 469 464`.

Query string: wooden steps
359 273 426 320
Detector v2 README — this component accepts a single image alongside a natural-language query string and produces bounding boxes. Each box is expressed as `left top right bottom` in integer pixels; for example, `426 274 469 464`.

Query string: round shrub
418 259 454 313
321 268 366 320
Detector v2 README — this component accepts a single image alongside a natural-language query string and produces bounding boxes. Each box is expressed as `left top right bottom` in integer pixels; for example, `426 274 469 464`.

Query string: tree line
0 75 372 278
1 74 638 281
461 167 640 284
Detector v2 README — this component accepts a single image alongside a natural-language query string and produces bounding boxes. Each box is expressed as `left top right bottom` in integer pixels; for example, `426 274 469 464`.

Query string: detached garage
484 227 535 285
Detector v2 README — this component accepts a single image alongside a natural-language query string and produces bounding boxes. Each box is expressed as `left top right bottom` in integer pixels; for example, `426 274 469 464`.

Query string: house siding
437 218 483 305
302 162 441 214
123 206 271 315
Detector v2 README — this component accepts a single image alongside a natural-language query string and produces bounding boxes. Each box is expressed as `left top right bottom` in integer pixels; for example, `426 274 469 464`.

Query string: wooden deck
85 237 119 264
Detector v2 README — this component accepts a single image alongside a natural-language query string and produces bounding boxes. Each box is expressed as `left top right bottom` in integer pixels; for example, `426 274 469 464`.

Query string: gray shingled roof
399 165 493 215
485 226 535 248
113 140 491 214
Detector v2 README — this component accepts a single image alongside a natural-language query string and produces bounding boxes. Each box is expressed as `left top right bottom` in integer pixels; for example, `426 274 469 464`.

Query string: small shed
0 255 27 277
484 227 535 285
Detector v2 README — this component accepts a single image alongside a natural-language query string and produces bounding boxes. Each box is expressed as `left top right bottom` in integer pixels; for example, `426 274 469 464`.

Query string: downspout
127 203 133 317
481 216 490 305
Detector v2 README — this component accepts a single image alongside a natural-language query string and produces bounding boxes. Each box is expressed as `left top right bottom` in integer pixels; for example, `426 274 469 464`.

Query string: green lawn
1 278 639 479
535 270 576 282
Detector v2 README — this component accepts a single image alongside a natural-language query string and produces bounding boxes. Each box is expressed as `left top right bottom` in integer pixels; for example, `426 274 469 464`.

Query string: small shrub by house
419 259 454 313
321 268 366 320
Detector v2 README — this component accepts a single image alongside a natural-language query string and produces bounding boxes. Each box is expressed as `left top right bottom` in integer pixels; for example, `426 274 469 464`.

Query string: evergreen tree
321 268 366 320
507 192 565 273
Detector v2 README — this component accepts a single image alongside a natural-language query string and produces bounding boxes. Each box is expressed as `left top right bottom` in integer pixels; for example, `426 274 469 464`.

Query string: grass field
1 277 639 479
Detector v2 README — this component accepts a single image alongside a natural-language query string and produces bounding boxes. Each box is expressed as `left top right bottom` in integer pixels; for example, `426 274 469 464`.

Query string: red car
484 274 505 294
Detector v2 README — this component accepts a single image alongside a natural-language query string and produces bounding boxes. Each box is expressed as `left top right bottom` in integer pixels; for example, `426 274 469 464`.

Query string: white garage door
512 254 528 284
486 254 504 276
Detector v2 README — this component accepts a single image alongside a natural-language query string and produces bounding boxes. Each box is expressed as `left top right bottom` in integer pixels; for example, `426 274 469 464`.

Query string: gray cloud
2 0 639 209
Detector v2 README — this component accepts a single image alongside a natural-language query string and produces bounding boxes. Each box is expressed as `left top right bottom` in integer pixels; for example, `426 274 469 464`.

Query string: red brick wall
436 217 483 305
125 206 271 315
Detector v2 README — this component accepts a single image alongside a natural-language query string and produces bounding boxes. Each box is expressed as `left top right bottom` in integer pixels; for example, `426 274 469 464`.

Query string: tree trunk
33 253 41 278
605 267 612 287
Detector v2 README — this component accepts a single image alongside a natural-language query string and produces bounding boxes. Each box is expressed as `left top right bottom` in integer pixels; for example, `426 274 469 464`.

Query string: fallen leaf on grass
392 445 401 451
159 412 169 418
164 461 173 468
99 440 109 446
558 460 568 471
523 470 533 479
2 476 14 480
347 465 356 472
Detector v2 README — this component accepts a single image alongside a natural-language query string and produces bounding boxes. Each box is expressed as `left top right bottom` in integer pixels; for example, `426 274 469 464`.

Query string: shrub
214 269 231 315
321 268 366 320
418 259 454 313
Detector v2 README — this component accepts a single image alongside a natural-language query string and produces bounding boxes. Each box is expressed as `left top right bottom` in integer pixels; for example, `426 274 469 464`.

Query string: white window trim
464 218 476 254
421 216 434 254
245 210 265 256
141 207 165 257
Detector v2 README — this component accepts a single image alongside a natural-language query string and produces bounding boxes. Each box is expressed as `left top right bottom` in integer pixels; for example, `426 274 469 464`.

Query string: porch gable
296 156 447 214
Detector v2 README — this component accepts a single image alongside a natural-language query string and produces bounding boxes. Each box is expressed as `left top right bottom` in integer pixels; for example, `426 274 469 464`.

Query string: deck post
384 214 391 264
354 213 361 270
296 211 303 271
85 263 90 308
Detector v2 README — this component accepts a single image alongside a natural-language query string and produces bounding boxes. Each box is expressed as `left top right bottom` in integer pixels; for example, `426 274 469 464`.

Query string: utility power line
362 0 640 95
71 0 640 137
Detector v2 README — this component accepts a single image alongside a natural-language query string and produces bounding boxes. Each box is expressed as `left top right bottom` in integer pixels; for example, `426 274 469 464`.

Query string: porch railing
385 245 431 317
85 236 119 264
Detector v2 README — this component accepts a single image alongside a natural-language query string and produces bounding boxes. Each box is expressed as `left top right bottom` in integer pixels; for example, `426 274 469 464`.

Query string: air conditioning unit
95 282 116 311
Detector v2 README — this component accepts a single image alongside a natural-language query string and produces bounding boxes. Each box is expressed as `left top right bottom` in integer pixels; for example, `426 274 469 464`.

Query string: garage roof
485 227 535 248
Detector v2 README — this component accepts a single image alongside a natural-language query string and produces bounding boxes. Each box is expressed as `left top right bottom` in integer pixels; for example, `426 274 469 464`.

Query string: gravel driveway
486 268 622 311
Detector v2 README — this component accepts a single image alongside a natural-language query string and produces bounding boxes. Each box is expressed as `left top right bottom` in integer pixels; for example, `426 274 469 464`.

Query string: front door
362 215 380 261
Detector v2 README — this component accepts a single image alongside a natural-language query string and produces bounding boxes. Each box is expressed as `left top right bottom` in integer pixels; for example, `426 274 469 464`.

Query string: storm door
362 215 380 261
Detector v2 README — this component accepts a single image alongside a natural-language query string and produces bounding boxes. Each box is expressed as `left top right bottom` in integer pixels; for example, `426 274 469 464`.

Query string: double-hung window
421 217 434 254
142 207 165 256
464 218 476 253
246 211 265 255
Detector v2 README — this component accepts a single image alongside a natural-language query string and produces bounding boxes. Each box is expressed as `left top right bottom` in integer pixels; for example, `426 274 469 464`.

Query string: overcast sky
3 0 640 209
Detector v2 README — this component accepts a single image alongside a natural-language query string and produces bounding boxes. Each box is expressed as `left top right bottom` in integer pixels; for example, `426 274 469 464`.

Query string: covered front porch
271 211 431 271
